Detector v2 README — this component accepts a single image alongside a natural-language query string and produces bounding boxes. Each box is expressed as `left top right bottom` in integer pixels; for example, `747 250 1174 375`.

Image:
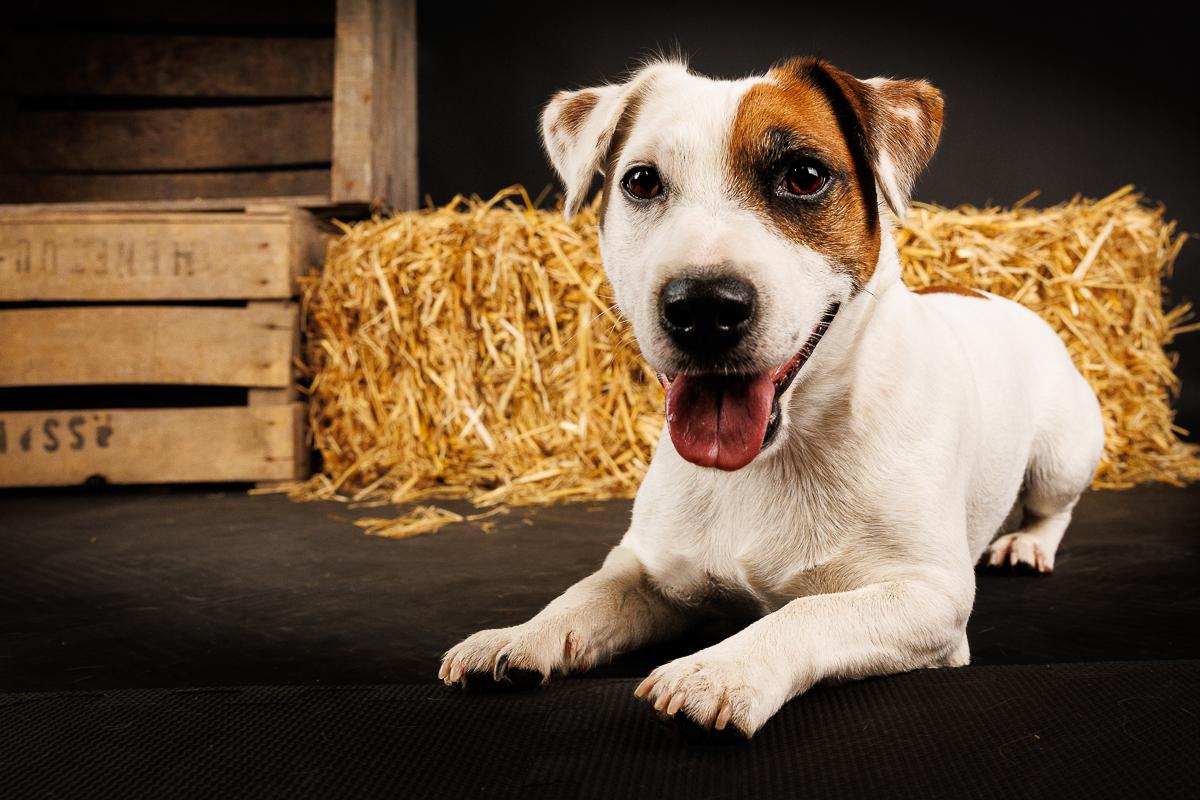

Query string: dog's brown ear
816 64 944 221
541 84 630 220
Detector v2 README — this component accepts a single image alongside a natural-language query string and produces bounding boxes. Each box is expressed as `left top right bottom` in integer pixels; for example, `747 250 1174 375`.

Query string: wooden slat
0 404 305 486
0 209 321 300
8 0 335 27
0 35 334 97
331 0 417 209
0 195 334 214
0 304 297 387
0 169 331 205
0 103 332 172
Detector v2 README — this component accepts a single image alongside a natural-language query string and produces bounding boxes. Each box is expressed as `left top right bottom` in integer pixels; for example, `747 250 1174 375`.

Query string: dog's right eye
780 159 830 198
622 166 662 201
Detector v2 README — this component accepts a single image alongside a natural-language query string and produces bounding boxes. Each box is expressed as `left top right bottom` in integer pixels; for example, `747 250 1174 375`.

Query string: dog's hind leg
987 379 1103 574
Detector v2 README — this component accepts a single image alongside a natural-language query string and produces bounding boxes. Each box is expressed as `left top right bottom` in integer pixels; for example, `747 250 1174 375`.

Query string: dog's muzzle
660 302 840 471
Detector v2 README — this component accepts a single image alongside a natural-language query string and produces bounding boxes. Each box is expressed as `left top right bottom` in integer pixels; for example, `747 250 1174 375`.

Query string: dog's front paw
438 622 580 691
634 647 787 740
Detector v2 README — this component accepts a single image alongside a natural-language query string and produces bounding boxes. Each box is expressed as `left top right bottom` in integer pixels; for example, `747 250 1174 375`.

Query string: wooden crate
0 0 416 212
0 207 320 487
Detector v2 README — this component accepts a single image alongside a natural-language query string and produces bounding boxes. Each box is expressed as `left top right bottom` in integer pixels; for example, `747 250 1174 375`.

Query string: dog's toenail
494 653 509 681
715 703 732 731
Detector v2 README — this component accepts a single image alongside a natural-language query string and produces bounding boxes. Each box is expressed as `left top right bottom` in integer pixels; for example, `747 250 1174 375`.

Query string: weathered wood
0 194 335 215
0 404 306 486
0 35 334 97
245 293 306 399
0 170 331 205
7 0 335 28
0 209 322 300
0 103 332 172
249 388 296 405
331 0 417 209
0 304 298 387
248 381 310 487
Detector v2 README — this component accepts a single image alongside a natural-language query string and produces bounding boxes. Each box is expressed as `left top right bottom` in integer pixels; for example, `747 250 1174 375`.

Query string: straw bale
289 185 1198 537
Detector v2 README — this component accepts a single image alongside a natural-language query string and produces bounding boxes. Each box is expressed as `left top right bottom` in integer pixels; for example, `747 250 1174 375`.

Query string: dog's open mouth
660 303 840 471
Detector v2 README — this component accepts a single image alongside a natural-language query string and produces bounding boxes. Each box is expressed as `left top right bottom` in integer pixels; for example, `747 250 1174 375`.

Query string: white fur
442 62 1104 739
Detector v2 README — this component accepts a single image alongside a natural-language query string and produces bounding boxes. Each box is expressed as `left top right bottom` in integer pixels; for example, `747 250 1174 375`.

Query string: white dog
439 57 1104 739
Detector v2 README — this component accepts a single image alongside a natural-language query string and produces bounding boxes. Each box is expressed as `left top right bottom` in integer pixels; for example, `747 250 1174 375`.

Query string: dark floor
2 485 1199 798
3 485 1199 690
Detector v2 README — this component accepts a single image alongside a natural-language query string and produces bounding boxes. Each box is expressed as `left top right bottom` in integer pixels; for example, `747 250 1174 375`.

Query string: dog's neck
779 227 904 439
863 226 904 298
817 223 904 368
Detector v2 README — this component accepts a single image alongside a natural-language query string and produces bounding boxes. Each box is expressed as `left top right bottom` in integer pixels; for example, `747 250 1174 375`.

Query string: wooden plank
0 170 331 205
0 304 297 387
249 388 296 405
0 103 332 172
7 0 335 28
0 210 321 300
0 35 334 97
0 195 335 215
0 404 305 486
331 0 417 209
246 295 306 405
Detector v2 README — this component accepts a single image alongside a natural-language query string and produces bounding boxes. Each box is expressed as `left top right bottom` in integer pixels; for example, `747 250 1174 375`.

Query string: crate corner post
331 0 418 211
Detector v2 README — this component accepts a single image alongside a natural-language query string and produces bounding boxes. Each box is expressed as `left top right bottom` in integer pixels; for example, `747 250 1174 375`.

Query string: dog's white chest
628 468 853 613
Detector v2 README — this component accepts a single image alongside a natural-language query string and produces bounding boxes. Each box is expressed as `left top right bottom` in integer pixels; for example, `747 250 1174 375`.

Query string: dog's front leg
439 546 687 689
635 573 972 738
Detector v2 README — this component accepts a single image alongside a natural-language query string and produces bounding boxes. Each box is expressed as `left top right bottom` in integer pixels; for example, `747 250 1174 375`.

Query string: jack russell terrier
439 57 1104 739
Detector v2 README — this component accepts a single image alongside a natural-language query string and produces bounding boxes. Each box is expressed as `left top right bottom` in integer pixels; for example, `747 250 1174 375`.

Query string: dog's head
542 58 942 471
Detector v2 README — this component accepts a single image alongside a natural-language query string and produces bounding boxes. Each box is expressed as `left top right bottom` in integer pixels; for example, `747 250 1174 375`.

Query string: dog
439 57 1104 739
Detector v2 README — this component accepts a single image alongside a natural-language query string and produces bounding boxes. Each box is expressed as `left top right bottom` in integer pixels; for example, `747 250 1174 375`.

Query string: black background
416 2 1200 435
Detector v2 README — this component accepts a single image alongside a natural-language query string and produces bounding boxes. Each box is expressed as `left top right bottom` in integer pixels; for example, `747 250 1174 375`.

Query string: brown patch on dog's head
914 284 988 299
728 58 882 288
729 58 944 289
597 87 648 227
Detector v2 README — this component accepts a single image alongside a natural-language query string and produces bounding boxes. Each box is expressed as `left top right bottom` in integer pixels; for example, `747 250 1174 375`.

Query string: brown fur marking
597 87 648 227
728 58 881 287
914 284 987 299
556 90 599 138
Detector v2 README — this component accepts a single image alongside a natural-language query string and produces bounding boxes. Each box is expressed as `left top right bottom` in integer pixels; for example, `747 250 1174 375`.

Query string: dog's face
542 58 942 471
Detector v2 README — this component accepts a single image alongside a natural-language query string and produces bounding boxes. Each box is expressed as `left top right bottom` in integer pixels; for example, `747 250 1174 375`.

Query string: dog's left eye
622 166 662 201
781 160 829 197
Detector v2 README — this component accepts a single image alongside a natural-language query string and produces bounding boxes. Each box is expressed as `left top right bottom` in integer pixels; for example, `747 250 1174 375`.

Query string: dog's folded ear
541 84 628 220
814 64 944 222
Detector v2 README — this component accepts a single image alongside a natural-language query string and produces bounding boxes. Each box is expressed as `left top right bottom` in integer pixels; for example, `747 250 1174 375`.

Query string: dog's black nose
660 276 756 354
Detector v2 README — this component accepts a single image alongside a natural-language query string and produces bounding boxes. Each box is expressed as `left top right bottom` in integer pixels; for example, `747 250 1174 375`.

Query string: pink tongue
666 372 775 470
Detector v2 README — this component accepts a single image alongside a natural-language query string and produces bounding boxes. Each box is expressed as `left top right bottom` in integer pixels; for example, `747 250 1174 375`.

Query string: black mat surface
2 486 1199 690
2 485 1199 797
3 661 1197 799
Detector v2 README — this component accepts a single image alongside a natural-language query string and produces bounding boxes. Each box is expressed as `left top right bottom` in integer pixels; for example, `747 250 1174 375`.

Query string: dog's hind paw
985 532 1055 574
